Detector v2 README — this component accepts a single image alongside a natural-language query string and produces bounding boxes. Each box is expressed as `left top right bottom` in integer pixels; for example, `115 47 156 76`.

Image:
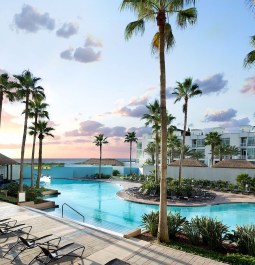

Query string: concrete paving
0 202 227 265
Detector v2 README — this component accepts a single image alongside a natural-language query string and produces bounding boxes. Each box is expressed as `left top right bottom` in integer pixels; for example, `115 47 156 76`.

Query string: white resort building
136 125 255 167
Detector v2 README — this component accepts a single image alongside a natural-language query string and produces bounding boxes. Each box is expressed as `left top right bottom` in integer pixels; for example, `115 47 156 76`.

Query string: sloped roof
0 153 18 165
169 159 207 167
82 158 124 166
212 159 255 169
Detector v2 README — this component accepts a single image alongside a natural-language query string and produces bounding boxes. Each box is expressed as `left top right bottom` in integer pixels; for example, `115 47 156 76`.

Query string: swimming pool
36 179 255 234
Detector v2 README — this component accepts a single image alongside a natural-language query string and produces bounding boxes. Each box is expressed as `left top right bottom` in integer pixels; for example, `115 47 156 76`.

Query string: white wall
143 165 255 183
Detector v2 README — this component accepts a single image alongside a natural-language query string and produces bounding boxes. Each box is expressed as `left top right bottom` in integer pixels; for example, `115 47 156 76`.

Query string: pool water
32 179 255 234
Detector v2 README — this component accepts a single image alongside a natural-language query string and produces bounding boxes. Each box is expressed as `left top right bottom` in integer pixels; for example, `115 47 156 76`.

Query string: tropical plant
236 173 252 189
235 225 255 256
0 73 16 127
190 150 205 160
14 70 45 192
227 145 240 159
27 97 49 187
173 77 201 186
142 100 160 181
124 131 138 175
29 121 54 188
93 134 108 179
244 35 255 68
167 212 187 238
144 142 156 165
182 219 201 245
204 131 222 166
215 142 229 161
167 134 181 162
141 211 159 237
120 0 197 243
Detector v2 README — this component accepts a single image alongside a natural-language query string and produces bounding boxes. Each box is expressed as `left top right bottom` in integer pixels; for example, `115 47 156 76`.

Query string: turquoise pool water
31 179 255 234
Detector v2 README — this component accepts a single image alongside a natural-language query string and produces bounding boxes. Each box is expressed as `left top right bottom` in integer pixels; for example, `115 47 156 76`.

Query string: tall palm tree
173 77 201 186
227 145 240 159
29 121 54 188
121 0 197 242
0 73 15 127
205 132 222 166
93 134 108 178
124 132 138 175
144 142 156 165
142 100 160 181
27 97 49 187
215 142 229 161
167 134 180 162
14 70 45 193
244 35 255 68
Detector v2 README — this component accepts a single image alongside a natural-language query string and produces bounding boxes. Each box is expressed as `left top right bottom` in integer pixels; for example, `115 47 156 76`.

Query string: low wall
143 165 255 183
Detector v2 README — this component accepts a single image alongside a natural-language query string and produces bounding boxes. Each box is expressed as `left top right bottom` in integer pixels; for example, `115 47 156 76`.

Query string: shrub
223 253 255 265
235 225 255 256
195 216 229 250
24 187 43 201
236 173 252 189
182 218 201 245
141 211 159 237
5 182 19 197
112 170 120 176
167 212 187 238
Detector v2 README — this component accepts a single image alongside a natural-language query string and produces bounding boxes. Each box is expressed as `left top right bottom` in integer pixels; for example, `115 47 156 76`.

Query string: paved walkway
0 202 226 265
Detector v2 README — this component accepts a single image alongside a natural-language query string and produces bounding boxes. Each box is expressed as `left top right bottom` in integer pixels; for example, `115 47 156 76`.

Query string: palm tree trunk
19 91 30 193
99 145 102 178
157 11 169 243
130 142 132 175
36 137 43 188
211 145 214 166
30 115 38 188
155 132 159 181
178 100 188 187
0 92 3 127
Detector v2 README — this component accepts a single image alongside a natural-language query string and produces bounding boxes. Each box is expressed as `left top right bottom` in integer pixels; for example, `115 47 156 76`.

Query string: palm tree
124 132 138 175
215 142 229 161
14 70 44 193
190 150 205 160
173 77 201 186
244 35 255 68
0 73 15 127
167 135 180 162
27 97 49 187
142 100 160 181
29 121 54 188
144 142 156 165
93 134 108 178
227 145 240 159
120 0 197 242
205 132 222 166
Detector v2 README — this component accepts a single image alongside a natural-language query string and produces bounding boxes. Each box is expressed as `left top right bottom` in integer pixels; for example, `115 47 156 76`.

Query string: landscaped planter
18 199 58 210
42 189 60 196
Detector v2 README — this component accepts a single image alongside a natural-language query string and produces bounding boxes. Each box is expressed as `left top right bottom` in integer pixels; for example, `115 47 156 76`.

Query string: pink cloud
241 76 255 94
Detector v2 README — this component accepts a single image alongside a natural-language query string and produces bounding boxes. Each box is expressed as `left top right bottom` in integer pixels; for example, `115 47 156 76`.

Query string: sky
0 0 254 159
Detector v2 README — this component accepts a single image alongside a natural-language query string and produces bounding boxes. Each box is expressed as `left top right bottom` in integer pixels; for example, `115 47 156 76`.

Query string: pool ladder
61 203 85 222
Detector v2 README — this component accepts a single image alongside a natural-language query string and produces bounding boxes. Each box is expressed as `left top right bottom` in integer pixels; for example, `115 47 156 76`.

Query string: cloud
60 48 74 60
56 22 79 38
65 120 149 138
85 36 102 47
73 47 101 63
195 73 228 95
166 87 175 99
14 5 55 32
221 118 251 132
240 76 255 94
203 108 237 122
128 95 150 106
114 105 149 118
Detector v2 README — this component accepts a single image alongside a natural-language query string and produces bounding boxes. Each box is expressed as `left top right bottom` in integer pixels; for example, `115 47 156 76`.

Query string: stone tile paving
0 202 227 265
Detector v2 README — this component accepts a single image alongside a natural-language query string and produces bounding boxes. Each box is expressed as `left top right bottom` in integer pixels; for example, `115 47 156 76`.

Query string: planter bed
18 199 58 210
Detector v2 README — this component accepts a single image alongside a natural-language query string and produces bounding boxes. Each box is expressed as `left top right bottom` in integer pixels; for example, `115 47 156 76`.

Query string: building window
137 142 142 149
221 138 230 145
197 139 205 147
247 137 255 146
247 148 255 159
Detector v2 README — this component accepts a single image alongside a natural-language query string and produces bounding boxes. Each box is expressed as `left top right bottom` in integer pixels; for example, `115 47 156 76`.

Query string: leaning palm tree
173 77 201 186
93 134 108 179
27 96 49 187
0 73 16 127
29 121 54 188
205 131 222 166
14 70 45 193
244 35 255 68
142 100 160 181
144 142 156 165
121 0 197 242
124 132 138 175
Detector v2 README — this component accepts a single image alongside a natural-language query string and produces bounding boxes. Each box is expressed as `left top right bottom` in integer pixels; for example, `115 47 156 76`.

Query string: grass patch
162 241 255 265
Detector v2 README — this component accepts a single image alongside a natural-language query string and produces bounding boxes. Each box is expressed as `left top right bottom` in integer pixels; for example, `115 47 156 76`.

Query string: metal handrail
61 203 85 222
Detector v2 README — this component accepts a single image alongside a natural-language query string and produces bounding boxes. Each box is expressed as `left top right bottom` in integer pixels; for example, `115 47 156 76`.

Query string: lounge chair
0 223 32 237
0 218 17 228
29 242 85 264
4 234 61 263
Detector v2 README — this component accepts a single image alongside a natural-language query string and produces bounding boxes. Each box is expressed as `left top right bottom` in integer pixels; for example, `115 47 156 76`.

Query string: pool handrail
61 203 85 223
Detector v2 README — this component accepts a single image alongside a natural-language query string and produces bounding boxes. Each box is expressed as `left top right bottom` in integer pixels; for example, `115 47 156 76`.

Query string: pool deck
0 201 227 265
110 179 255 206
